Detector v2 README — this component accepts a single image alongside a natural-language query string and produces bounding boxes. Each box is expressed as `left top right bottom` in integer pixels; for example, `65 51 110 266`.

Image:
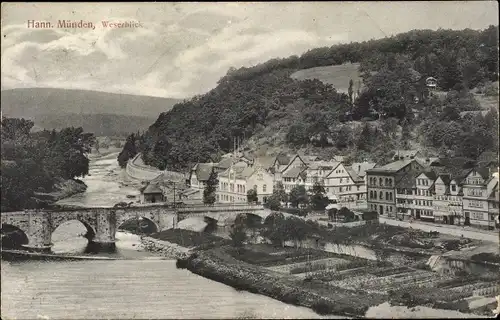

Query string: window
263 184 267 193
379 191 384 200
472 212 483 220
379 178 383 186
386 192 389 201
451 185 456 192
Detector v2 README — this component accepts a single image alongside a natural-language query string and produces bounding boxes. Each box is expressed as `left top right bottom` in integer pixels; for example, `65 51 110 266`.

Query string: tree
285 216 308 249
348 79 354 105
203 168 218 205
230 213 247 252
117 133 137 168
289 185 309 208
273 181 288 203
309 181 329 211
266 194 281 211
247 188 258 203
263 212 287 247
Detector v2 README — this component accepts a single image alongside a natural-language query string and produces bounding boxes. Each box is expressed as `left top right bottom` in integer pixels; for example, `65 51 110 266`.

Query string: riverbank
1 249 117 261
34 178 88 207
176 246 387 318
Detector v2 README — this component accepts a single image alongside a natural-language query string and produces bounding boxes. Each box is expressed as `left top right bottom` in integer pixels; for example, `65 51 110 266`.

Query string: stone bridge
1 204 265 252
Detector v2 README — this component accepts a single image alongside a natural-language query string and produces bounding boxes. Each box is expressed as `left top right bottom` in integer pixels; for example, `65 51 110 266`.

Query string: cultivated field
290 63 362 93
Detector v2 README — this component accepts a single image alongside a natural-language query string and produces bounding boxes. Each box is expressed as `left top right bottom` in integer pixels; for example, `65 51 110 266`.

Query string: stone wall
141 236 192 259
126 154 163 181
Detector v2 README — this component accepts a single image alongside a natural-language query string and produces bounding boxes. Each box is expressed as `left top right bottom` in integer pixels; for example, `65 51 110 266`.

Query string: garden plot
266 257 349 274
329 274 380 290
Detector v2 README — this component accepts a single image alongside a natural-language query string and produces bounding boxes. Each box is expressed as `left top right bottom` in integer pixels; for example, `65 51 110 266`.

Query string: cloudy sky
1 2 498 99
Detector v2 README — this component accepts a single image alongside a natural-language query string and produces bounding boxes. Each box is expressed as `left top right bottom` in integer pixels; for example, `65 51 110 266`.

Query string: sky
1 2 498 99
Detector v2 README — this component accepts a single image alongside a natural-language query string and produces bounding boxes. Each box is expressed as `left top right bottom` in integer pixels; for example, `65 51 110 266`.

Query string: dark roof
194 163 215 181
437 174 452 185
346 168 363 183
351 162 377 177
283 166 306 178
368 159 415 173
421 170 438 181
475 167 491 180
276 153 291 166
142 183 163 194
395 170 419 189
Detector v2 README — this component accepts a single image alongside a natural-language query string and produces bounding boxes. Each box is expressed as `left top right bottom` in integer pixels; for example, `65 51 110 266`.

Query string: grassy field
290 63 362 93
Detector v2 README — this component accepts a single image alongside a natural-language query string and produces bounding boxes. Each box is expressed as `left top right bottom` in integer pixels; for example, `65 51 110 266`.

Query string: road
379 217 499 243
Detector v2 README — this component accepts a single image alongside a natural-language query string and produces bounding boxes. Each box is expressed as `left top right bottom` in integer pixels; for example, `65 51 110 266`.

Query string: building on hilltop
392 149 423 161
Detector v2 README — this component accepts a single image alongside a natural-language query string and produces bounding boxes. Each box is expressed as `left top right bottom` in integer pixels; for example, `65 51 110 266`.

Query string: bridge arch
117 216 160 234
245 212 263 227
51 219 97 242
1 224 30 249
116 211 160 235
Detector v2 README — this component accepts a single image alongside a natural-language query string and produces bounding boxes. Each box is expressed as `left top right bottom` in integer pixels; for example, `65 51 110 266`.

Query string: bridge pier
85 240 116 253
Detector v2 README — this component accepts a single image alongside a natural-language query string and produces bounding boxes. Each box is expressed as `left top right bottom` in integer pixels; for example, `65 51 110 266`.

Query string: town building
487 174 499 229
462 168 497 229
280 154 308 192
140 184 164 203
367 159 424 217
217 165 274 204
324 162 367 209
413 171 438 221
432 173 466 225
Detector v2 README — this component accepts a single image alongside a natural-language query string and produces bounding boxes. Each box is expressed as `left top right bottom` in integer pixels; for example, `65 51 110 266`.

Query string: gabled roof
151 171 185 185
282 166 307 178
395 170 419 189
281 154 307 173
307 160 340 171
275 153 291 166
193 163 215 181
437 174 452 185
219 166 257 180
253 156 275 170
142 183 163 194
368 159 416 173
351 162 377 177
420 170 438 181
346 168 363 183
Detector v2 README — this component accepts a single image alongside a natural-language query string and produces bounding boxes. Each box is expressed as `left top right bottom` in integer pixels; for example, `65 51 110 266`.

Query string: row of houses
185 151 376 208
366 156 499 229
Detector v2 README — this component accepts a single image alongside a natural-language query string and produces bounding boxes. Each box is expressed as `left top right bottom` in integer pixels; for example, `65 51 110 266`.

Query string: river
2 150 488 319
2 150 329 319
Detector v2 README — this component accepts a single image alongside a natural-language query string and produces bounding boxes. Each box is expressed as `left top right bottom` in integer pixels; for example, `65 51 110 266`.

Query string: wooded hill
120 26 499 171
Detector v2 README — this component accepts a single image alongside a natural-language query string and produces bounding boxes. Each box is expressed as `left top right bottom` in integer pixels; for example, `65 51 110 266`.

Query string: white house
217 165 274 204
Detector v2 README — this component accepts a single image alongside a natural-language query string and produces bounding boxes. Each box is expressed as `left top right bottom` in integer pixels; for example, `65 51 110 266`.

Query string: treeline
220 26 498 90
1 117 94 211
119 26 499 171
119 70 351 171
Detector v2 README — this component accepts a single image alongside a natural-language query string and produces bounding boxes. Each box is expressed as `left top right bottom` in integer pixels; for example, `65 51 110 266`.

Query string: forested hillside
120 26 499 171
